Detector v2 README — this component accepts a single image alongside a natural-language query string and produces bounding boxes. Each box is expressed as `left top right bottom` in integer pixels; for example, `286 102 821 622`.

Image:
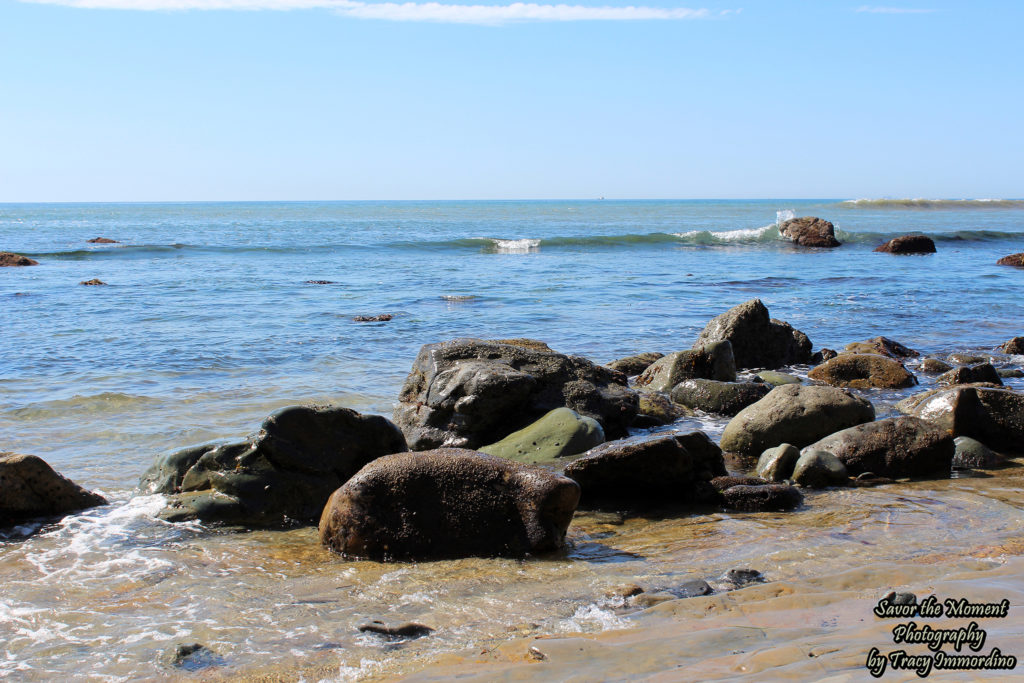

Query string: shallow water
2 199 1023 680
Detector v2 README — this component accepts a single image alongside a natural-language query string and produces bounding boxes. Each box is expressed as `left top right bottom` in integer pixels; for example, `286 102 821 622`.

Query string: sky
1 0 1021 201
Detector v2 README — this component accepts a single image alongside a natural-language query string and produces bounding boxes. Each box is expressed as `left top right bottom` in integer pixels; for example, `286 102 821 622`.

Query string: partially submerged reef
4 300 1024 572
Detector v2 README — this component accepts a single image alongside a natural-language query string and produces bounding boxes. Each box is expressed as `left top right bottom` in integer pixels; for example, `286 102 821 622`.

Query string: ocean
2 199 1023 680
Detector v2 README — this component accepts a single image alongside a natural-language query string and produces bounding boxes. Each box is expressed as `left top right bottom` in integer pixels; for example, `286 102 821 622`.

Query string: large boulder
478 407 604 464
996 253 1024 267
606 352 663 376
1 453 107 527
693 299 813 369
720 384 875 457
803 417 954 479
898 385 1024 453
778 216 841 248
937 363 1002 386
635 341 736 392
807 353 916 389
873 235 936 254
393 339 637 450
0 252 38 267
563 432 726 507
843 336 919 359
670 379 770 416
318 449 580 560
1001 337 1024 354
141 405 408 526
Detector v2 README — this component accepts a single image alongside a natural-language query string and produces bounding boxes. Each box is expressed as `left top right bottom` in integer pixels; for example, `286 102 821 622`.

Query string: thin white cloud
855 6 935 13
19 0 725 24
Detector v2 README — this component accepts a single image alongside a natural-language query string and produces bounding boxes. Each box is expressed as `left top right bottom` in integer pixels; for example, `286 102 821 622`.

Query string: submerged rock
873 235 937 254
141 405 407 526
791 449 848 488
720 484 803 512
778 216 841 248
635 341 736 392
996 253 1024 267
607 351 664 376
937 363 1002 386
170 643 223 671
670 379 770 416
952 436 1003 469
803 416 953 479
756 444 800 482
843 336 919 359
563 432 726 507
393 338 637 450
898 385 1024 453
0 252 38 267
0 453 107 528
318 449 579 560
87 237 119 244
353 314 393 322
808 353 916 389
358 621 434 639
720 384 875 457
478 407 604 464
693 299 813 369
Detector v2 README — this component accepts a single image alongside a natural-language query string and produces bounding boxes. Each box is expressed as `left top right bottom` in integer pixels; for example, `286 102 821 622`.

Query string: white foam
674 225 778 243
492 238 541 253
776 209 796 224
560 603 630 632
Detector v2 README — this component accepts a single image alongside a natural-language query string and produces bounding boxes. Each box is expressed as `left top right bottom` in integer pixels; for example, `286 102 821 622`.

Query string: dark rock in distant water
318 449 579 560
635 342 736 391
87 237 119 244
720 384 875 457
670 379 770 416
843 336 919 359
804 416 954 479
996 253 1024 267
393 338 636 450
141 405 407 526
694 299 812 369
353 314 393 322
305 280 336 285
0 453 107 529
607 351 664 376
0 252 38 267
808 353 917 389
938 363 1003 386
778 216 841 248
564 432 726 508
1001 336 1024 354
720 483 803 512
358 621 434 639
873 235 937 254
920 358 953 373
80 279 106 286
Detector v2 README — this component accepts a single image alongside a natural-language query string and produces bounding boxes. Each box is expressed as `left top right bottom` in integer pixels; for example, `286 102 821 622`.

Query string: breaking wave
840 198 1024 209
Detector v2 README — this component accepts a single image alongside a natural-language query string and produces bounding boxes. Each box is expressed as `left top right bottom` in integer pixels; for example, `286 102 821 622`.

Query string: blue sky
1 1 1021 200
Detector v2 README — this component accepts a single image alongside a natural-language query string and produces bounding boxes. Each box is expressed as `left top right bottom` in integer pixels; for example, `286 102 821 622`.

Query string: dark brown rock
938 363 1003 386
1 453 107 527
80 279 106 286
1001 337 1024 354
812 348 838 364
779 216 841 248
306 280 336 285
358 621 434 639
920 358 954 373
607 351 664 376
490 338 554 352
0 252 38 267
87 237 119 244
996 253 1024 267
721 484 803 511
393 339 637 450
898 385 1024 453
710 475 768 491
318 449 580 560
634 390 690 426
693 299 813 369
804 417 954 479
808 353 916 389
353 314 393 322
843 336 919 358
873 235 937 254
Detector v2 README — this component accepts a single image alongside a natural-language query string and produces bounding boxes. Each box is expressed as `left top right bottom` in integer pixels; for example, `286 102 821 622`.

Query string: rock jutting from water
141 405 408 526
719 483 804 511
80 278 106 286
920 358 954 373
0 251 38 267
897 385 1024 453
0 452 108 530
606 351 664 376
802 416 954 479
996 253 1024 267
807 353 917 389
318 449 580 560
477 407 604 464
720 384 875 457
937 363 1003 386
873 235 937 254
633 390 691 427
669 379 770 416
843 336 919 359
634 341 736 392
392 338 637 451
778 216 841 248
87 237 119 244
693 299 813 369
1001 336 1024 354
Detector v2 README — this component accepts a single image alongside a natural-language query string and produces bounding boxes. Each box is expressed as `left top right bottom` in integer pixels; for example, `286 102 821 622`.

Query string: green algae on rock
478 407 604 464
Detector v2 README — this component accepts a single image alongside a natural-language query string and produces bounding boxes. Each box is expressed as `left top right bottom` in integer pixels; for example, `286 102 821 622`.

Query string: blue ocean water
2 198 1023 488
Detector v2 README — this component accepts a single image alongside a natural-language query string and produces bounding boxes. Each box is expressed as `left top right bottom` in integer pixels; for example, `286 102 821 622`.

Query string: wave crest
840 198 1024 209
